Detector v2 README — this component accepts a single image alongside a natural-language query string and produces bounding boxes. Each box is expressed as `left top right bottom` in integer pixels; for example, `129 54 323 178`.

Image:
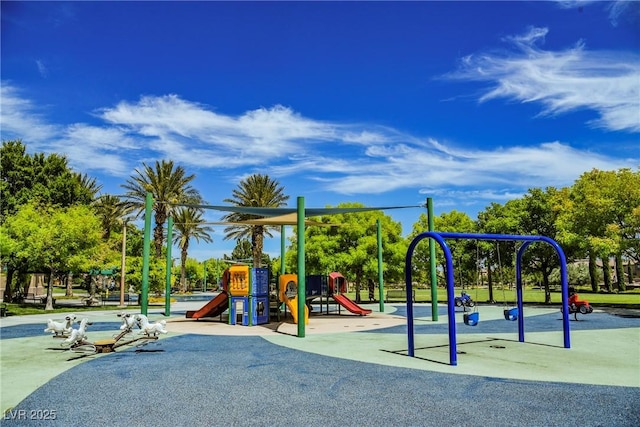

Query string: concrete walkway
1 302 639 426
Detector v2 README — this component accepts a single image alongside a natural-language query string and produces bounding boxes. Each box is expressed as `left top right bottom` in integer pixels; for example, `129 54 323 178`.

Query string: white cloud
0 84 59 143
447 27 640 132
312 139 632 197
98 95 338 165
1 83 636 213
50 124 137 176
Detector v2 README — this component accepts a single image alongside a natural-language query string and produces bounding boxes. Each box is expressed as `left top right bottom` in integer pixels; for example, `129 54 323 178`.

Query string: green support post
428 197 438 321
164 216 173 317
215 260 219 290
297 196 305 338
377 219 384 313
203 260 207 292
141 192 152 316
280 225 286 275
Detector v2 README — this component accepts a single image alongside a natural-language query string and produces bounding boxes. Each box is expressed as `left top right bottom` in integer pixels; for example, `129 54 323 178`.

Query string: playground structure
324 272 372 316
47 312 164 354
227 265 270 326
279 274 309 324
185 265 269 326
405 232 572 366
185 267 372 325
278 271 372 321
135 192 427 339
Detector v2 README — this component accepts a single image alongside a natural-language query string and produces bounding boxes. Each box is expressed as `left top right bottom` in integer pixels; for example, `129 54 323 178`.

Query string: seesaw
47 312 168 354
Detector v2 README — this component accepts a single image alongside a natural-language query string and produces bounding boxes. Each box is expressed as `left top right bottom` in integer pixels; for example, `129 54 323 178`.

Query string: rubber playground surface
1 300 639 426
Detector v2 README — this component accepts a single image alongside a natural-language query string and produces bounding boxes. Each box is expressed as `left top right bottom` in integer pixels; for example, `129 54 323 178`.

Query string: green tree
92 195 134 240
172 207 214 292
0 140 95 221
476 200 523 302
202 258 231 290
122 160 202 258
224 238 253 263
221 174 289 267
409 210 476 289
287 204 406 303
518 187 579 303
2 203 101 310
223 238 271 266
126 255 165 296
0 140 97 300
76 172 102 200
567 169 639 291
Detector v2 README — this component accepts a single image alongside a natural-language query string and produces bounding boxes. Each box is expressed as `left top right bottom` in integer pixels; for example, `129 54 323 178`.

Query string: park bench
385 288 416 302
94 293 137 306
25 293 53 304
101 293 132 302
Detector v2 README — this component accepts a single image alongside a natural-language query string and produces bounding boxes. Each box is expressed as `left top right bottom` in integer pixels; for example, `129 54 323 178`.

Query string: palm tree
92 195 134 239
121 160 202 257
75 172 102 201
172 207 214 292
221 174 289 267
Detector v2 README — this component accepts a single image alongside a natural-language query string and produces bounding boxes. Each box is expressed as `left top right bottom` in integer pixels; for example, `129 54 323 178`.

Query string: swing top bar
430 232 557 244
404 232 571 366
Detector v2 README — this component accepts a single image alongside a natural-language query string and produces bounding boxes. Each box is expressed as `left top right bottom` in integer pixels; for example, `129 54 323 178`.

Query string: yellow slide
279 274 309 325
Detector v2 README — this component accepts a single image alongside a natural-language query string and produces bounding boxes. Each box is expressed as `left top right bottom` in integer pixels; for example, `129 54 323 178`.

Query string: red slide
186 293 229 319
332 294 372 316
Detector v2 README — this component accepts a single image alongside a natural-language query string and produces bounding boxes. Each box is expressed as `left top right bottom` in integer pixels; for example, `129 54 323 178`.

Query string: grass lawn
0 303 137 316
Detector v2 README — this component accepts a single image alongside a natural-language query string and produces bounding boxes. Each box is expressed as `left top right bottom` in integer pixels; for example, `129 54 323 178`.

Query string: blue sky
1 1 639 261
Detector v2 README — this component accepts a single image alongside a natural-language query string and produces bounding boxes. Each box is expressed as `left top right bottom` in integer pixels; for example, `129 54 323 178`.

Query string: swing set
405 232 571 366
463 241 519 326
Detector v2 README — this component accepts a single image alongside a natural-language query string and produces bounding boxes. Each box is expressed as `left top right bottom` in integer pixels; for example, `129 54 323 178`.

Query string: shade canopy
233 213 333 226
171 202 422 218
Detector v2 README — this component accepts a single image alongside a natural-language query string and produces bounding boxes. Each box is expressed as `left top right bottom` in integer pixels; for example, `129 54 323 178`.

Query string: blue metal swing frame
405 232 571 366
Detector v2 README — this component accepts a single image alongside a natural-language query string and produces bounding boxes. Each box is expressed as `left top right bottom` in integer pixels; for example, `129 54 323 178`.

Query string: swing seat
463 312 479 326
503 307 518 321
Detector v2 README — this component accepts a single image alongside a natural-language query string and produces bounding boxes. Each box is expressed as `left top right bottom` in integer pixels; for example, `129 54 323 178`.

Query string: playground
1 201 639 426
1 297 639 426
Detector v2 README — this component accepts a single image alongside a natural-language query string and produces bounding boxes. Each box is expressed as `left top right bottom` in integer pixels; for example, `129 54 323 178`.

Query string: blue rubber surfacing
3 334 639 427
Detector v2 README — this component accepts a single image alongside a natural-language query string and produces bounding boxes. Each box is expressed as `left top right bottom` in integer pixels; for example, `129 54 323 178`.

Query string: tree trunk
153 210 167 258
90 275 98 298
18 271 30 300
588 252 598 292
45 269 55 311
4 267 14 302
180 247 188 293
542 272 551 304
355 270 362 303
487 265 495 303
602 258 611 292
615 253 626 292
252 226 264 268
65 272 74 297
